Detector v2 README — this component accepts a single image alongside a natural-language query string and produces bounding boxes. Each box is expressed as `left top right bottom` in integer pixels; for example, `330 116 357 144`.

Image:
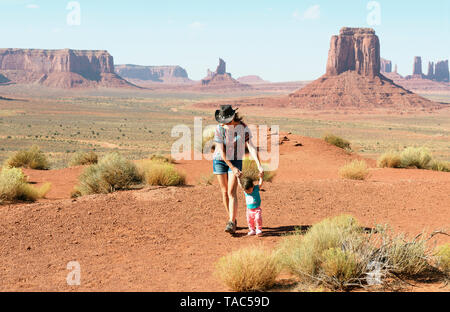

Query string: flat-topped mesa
115 64 191 83
326 27 380 77
0 48 133 88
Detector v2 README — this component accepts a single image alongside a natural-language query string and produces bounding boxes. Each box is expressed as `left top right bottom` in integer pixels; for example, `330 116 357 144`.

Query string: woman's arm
216 142 241 177
247 140 264 176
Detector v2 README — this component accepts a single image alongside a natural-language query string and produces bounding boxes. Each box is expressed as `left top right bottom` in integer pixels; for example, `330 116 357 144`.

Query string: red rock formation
326 27 380 77
198 58 251 90
287 27 440 110
381 58 392 73
427 62 435 79
115 64 191 84
413 56 423 76
0 49 135 88
435 60 449 82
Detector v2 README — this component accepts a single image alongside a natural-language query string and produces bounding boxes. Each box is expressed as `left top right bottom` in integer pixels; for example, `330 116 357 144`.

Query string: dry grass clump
430 160 450 172
68 151 98 167
377 151 402 168
242 158 276 182
276 215 441 290
214 245 281 292
137 160 185 186
5 145 50 170
73 153 142 196
194 125 216 154
377 147 449 172
149 154 176 164
434 244 450 273
338 160 370 180
323 134 351 150
400 147 432 169
0 167 51 203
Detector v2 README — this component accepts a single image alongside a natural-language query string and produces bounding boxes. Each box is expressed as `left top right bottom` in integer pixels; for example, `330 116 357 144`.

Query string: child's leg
246 209 255 231
254 208 263 231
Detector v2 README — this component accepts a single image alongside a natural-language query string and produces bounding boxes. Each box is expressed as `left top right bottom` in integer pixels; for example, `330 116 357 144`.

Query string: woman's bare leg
216 174 229 217
227 171 239 223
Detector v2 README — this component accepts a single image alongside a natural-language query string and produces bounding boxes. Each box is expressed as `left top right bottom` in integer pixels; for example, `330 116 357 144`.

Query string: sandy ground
1 134 449 291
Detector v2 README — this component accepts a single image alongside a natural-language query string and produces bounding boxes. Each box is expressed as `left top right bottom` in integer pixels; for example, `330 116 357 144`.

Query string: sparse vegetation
324 134 351 150
0 167 51 203
214 245 281 292
197 173 215 185
435 244 450 273
73 153 142 196
338 160 370 180
68 151 98 167
377 147 449 172
275 215 443 291
149 154 175 164
377 151 402 168
137 159 186 186
242 158 276 182
5 145 50 170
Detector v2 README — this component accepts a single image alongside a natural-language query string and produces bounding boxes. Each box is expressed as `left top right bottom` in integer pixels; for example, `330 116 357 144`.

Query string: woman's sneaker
247 230 256 236
225 221 236 234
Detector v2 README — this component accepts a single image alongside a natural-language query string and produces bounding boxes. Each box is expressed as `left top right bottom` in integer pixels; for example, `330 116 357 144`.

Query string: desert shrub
276 215 438 290
194 125 216 154
214 245 281 292
75 153 142 196
277 215 364 286
198 173 215 185
242 158 276 182
5 145 50 170
68 151 98 167
430 160 450 172
0 167 51 203
137 160 185 186
400 147 432 169
377 151 402 168
434 244 450 273
149 154 175 164
323 134 351 150
339 160 370 180
384 233 429 276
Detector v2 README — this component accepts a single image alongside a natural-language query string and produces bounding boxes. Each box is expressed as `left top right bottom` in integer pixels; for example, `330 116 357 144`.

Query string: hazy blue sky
0 0 448 81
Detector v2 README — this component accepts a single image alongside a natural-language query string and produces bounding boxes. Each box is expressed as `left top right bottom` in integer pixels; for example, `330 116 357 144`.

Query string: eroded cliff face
326 27 380 77
288 27 440 110
115 65 191 83
0 49 133 88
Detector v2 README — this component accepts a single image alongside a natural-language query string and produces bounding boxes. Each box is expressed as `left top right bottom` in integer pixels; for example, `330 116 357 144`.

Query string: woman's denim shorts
213 159 243 175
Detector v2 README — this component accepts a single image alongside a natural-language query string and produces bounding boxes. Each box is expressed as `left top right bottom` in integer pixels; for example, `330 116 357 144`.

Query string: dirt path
1 134 449 291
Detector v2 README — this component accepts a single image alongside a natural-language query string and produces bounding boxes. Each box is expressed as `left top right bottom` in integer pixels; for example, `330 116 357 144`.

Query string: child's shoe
256 229 263 236
247 230 256 236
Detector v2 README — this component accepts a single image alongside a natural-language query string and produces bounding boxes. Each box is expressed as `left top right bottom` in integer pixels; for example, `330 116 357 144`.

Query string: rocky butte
198 58 251 90
0 49 134 88
115 65 192 84
288 27 439 110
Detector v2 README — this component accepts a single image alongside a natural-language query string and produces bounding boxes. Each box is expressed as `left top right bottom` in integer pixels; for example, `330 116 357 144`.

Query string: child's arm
258 176 264 188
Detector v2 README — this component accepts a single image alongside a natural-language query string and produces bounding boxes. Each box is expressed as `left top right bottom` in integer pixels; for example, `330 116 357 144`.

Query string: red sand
1 134 449 291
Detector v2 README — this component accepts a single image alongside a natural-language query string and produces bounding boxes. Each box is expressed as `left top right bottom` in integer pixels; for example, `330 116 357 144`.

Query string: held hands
232 166 242 178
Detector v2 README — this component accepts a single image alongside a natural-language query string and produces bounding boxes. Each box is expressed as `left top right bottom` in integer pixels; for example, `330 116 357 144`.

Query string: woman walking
212 105 264 234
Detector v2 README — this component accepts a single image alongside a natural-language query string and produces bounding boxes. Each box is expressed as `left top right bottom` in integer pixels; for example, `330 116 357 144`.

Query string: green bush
5 145 50 170
137 160 185 186
0 167 51 203
74 153 142 196
214 245 281 292
69 151 98 167
323 134 351 150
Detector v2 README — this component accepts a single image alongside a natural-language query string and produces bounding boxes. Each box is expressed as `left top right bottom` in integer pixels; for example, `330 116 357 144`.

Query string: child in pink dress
238 176 263 236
